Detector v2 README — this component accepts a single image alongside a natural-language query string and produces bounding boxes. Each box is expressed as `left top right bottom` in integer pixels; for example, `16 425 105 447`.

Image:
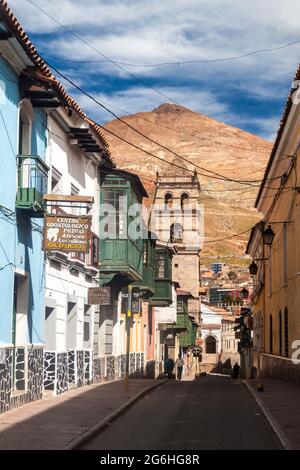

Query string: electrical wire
39 38 300 68
23 0 180 105
21 0 291 186
204 228 253 244
43 60 289 190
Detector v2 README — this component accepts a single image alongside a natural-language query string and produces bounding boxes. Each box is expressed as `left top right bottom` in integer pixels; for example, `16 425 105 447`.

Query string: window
121 289 128 314
269 314 273 354
70 252 85 263
284 307 289 357
51 166 62 194
164 192 173 208
45 298 57 351
170 223 183 242
18 100 33 155
205 336 216 354
83 304 92 348
87 233 99 267
268 248 272 296
66 300 77 350
279 310 282 356
70 183 80 215
180 192 189 210
283 223 288 285
102 187 127 237
156 255 165 278
177 299 187 313
18 100 34 192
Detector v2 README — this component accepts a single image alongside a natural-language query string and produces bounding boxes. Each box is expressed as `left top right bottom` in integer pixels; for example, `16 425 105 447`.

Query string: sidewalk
0 379 161 450
246 378 300 449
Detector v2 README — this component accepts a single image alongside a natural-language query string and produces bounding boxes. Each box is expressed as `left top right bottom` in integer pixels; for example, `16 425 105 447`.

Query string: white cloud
6 0 300 140
70 86 230 123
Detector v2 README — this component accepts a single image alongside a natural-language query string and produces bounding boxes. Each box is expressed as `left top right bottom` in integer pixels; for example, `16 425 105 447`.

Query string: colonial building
246 62 300 383
151 167 202 324
0 0 115 410
44 105 111 395
0 2 54 412
99 167 150 379
221 312 240 370
200 303 222 372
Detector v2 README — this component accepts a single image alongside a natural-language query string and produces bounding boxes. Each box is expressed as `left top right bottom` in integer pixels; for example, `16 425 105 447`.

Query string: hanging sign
88 287 111 305
43 214 91 252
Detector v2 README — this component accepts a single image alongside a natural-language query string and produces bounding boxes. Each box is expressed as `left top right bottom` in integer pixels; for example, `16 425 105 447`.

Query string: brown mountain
103 103 272 265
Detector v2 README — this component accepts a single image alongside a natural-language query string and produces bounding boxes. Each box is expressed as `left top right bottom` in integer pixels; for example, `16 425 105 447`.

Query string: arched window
284 307 289 357
170 223 183 242
279 310 282 356
205 335 216 354
164 192 173 208
269 314 273 354
180 192 189 210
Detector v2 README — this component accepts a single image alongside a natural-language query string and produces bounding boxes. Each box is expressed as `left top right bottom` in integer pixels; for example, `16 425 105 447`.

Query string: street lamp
263 224 275 245
249 261 258 276
240 287 249 299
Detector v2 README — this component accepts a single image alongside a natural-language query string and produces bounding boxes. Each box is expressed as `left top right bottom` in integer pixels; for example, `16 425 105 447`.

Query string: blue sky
9 0 300 141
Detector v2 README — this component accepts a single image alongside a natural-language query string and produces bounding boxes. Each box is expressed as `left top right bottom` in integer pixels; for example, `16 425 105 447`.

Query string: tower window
170 223 183 242
164 192 173 208
180 192 189 210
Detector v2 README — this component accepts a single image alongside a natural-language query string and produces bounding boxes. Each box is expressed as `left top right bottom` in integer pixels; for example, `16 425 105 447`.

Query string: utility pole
124 284 132 391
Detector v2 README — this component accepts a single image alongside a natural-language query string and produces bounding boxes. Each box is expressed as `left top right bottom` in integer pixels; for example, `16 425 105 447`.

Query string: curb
63 379 167 450
243 380 293 450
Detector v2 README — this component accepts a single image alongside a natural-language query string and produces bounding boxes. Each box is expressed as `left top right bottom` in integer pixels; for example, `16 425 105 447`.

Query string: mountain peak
152 103 191 114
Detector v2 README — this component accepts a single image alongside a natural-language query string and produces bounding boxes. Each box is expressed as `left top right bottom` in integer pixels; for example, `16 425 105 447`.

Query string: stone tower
150 159 202 323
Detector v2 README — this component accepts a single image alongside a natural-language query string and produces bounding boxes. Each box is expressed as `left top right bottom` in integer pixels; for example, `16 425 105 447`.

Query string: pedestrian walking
175 354 184 380
164 356 175 380
232 362 240 379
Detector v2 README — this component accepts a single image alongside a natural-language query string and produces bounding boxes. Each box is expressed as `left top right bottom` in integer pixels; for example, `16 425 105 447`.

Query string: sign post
88 287 111 305
43 214 91 253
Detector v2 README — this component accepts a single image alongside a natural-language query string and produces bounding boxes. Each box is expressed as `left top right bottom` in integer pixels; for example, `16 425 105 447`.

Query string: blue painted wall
0 56 47 345
0 57 19 344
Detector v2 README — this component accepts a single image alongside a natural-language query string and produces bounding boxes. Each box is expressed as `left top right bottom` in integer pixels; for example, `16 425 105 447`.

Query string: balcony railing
16 155 49 216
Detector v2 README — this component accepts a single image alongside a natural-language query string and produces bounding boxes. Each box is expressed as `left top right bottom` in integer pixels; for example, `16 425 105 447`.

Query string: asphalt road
82 375 282 450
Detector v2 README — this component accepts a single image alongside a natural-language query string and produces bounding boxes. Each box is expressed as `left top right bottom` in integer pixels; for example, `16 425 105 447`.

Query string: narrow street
82 375 281 450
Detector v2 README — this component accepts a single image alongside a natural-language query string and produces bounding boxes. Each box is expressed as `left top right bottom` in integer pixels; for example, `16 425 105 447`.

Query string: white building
200 303 222 372
200 302 240 373
44 104 112 395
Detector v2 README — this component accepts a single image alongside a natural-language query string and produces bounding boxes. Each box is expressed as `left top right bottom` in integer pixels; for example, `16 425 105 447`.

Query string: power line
41 39 300 67
204 228 253 244
23 0 180 105
44 59 287 189
46 61 264 186
21 0 291 186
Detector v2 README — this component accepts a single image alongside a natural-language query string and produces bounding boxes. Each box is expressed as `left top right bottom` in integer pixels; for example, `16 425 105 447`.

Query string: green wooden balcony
99 169 147 286
166 312 189 333
134 237 156 297
179 318 197 348
16 155 48 217
150 246 173 306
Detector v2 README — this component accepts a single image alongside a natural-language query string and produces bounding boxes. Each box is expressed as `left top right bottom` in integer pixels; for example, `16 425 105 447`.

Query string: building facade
151 169 202 324
0 6 52 412
43 107 110 395
247 62 300 383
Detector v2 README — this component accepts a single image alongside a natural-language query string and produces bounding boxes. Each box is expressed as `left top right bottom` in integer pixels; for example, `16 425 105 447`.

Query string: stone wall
0 346 44 414
261 353 300 384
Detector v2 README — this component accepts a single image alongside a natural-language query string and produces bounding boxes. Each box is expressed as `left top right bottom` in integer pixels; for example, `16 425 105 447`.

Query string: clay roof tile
0 0 114 165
